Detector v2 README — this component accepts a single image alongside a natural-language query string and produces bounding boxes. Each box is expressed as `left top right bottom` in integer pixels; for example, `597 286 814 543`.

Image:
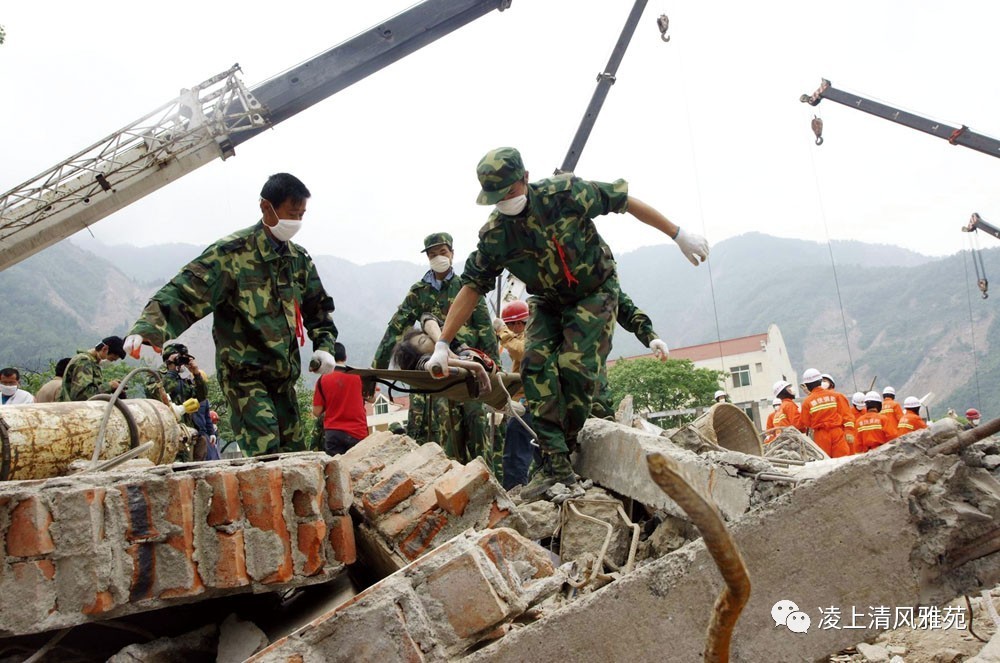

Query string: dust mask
495 194 527 216
821 380 831 390
429 255 452 273
0 385 17 397
269 218 302 242
178 366 194 381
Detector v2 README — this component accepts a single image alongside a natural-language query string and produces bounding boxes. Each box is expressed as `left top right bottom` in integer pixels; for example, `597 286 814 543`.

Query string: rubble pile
0 452 354 636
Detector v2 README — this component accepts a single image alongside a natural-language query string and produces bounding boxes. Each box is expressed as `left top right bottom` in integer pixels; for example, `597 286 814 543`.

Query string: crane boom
800 78 1000 160
0 0 511 272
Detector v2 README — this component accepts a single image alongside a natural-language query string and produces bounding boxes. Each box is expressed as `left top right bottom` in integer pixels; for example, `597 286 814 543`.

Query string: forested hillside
2 232 995 416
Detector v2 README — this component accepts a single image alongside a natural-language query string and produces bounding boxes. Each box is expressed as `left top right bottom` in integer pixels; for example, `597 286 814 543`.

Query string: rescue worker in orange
881 386 903 426
850 391 866 423
770 380 803 435
821 372 857 454
856 391 900 453
798 368 851 457
897 396 928 435
763 398 781 444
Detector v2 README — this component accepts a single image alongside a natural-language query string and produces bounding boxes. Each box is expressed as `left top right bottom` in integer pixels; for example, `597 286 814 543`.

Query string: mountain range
6 231 997 418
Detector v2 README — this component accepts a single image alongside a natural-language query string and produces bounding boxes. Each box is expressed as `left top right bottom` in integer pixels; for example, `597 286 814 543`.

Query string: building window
374 399 389 415
730 365 751 388
755 362 763 373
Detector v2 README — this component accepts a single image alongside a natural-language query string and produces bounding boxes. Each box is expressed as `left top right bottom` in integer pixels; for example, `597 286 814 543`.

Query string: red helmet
501 300 529 324
966 408 981 419
209 410 219 424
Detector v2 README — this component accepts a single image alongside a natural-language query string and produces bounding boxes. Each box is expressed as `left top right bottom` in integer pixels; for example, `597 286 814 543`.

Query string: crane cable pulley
962 214 989 299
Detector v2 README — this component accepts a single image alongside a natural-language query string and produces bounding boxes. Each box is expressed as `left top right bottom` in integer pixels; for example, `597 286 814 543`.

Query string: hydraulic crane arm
0 0 511 272
800 78 1000 160
964 213 1000 241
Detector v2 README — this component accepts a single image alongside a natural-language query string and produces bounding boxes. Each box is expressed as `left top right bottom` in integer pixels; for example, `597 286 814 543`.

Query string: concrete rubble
4 408 1000 662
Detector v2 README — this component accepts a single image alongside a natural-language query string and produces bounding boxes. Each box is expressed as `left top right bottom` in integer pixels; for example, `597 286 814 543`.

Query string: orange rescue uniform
765 399 802 444
832 391 857 454
856 409 900 453
897 411 927 435
881 396 903 426
800 387 851 458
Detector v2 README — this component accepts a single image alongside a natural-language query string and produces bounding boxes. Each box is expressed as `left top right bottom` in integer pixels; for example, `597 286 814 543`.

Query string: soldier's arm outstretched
627 196 709 266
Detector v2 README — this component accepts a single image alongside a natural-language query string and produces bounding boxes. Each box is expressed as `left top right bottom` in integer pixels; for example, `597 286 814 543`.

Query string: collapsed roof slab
463 421 1000 662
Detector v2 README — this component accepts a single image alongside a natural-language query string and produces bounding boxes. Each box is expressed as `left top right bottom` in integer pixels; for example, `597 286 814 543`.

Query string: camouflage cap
476 147 525 205
421 232 453 253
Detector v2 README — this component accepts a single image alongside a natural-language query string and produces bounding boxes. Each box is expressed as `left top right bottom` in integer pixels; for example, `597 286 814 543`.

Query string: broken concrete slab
575 418 756 521
341 432 526 573
217 613 269 663
250 528 565 662
0 453 354 637
463 425 1000 662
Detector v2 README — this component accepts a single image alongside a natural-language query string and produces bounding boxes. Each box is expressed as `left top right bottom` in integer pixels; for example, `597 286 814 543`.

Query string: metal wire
961 245 984 411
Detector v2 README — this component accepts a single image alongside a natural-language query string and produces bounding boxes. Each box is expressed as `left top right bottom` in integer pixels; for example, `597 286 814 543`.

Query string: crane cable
802 105 860 394
668 20 727 380
960 242 984 412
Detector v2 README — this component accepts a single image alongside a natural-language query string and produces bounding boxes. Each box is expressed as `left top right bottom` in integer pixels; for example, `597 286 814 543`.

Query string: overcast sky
3 1 1000 267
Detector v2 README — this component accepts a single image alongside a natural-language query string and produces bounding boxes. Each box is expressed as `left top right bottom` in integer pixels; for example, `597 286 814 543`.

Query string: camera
174 354 191 366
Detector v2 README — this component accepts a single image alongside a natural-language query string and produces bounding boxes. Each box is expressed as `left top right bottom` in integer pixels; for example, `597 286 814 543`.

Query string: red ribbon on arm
293 300 306 347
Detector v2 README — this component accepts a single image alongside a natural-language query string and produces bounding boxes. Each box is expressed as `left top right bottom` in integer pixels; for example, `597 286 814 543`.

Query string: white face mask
821 380 831 390
429 255 452 273
0 385 17 397
178 366 194 381
269 218 302 242
495 194 527 216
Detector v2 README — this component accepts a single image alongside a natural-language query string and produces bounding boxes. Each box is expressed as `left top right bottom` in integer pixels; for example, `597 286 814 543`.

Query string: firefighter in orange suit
897 396 928 435
856 391 900 452
881 386 903 426
763 398 781 444
799 368 851 458
771 380 804 433
821 372 857 454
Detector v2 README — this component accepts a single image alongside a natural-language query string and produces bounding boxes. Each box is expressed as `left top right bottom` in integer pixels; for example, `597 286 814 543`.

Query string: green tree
608 357 722 427
0 25 6 45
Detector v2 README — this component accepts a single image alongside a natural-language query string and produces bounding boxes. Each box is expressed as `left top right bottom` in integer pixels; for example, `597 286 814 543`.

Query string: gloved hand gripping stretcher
341 314 522 412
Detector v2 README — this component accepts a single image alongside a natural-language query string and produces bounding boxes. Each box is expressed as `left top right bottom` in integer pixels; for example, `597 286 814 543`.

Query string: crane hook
811 115 824 146
657 14 670 42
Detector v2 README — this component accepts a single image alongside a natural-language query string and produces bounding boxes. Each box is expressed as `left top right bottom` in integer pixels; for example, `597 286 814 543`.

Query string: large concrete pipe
0 398 192 480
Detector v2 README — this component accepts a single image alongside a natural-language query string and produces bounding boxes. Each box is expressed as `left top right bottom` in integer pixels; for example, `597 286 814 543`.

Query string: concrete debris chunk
515 500 559 541
856 642 891 662
0 452 354 637
107 623 217 662
217 613 268 663
249 528 565 662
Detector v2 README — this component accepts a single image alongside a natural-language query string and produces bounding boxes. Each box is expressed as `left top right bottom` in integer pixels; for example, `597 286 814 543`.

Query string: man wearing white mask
144 342 209 460
124 173 338 456
0 368 34 405
372 232 500 474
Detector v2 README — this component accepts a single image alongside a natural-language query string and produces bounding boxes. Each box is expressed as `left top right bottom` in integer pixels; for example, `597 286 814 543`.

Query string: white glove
178 366 194 381
426 340 451 378
673 227 709 266
124 334 145 359
650 338 669 360
311 349 336 375
492 317 506 333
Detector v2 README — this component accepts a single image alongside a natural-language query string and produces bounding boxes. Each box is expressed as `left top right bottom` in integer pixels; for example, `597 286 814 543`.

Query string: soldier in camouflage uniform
373 232 501 473
144 342 210 460
428 147 709 500
59 336 127 402
591 281 670 420
125 173 338 456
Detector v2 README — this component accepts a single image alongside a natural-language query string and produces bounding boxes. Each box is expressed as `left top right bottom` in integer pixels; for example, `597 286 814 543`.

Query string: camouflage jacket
129 223 336 382
462 174 629 307
616 287 657 347
59 350 111 402
373 271 499 369
143 365 207 405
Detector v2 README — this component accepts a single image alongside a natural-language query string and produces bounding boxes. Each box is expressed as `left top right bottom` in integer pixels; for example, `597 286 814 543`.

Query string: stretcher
341 366 522 411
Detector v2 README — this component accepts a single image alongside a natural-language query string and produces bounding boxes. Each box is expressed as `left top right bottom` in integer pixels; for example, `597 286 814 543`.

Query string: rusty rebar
647 452 751 663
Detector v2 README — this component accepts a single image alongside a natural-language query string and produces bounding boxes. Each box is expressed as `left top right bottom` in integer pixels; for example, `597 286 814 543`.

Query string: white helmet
821 373 835 387
865 391 883 404
772 397 781 407
883 386 896 397
802 368 822 384
714 390 727 400
772 380 792 398
903 396 921 409
851 392 865 408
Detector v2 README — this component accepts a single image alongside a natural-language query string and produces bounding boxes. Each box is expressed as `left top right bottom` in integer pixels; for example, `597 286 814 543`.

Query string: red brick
399 511 448 561
328 516 356 565
325 459 353 512
378 487 441 540
7 496 55 557
10 560 56 615
292 489 321 519
296 519 328 576
434 462 489 517
423 551 510 639
211 530 250 588
362 471 415 521
118 483 160 542
36 559 56 580
83 590 115 615
487 501 510 528
127 543 157 602
238 466 286 531
165 477 195 544
477 529 556 586
205 473 242 526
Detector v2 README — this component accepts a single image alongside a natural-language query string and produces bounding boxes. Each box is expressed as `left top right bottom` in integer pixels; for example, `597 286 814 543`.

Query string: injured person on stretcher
392 313 496 395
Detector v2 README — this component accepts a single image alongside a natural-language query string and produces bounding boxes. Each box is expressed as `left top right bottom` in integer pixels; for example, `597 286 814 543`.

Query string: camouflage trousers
590 364 616 421
407 393 500 476
220 371 305 456
522 284 618 456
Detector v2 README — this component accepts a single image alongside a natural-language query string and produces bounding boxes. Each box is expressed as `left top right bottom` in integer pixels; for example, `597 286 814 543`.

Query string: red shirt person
312 343 369 456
